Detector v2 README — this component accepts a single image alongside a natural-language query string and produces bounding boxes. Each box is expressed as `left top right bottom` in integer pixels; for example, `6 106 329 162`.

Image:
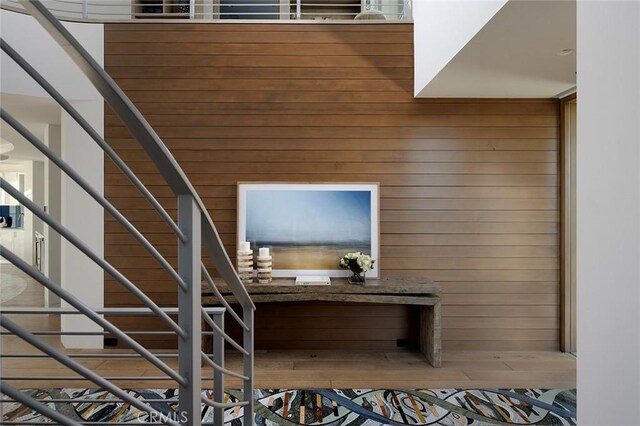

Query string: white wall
60 102 104 349
21 161 37 265
37 0 131 20
1 10 105 348
0 159 44 266
31 161 45 237
577 1 640 424
44 124 62 308
412 0 507 96
0 9 103 101
0 164 28 262
29 160 45 273
21 164 33 264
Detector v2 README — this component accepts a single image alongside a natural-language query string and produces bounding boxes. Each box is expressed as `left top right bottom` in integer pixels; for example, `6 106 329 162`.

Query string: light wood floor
1 265 576 390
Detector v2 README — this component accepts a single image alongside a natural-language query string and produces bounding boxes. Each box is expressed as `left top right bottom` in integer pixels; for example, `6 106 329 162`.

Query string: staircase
0 1 255 424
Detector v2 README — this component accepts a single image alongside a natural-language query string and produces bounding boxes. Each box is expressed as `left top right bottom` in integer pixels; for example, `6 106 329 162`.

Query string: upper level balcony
0 0 412 21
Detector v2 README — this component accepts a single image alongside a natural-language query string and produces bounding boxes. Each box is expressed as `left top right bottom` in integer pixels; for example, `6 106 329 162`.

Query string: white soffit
415 0 577 98
0 94 60 162
413 0 509 96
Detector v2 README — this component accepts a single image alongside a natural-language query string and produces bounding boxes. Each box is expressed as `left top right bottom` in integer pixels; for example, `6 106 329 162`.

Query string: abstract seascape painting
237 183 379 278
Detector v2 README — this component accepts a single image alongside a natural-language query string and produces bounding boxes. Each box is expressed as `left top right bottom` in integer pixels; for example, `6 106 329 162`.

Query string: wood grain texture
421 303 442 367
201 278 441 366
205 293 439 306
1 270 575 389
104 22 560 351
203 277 441 295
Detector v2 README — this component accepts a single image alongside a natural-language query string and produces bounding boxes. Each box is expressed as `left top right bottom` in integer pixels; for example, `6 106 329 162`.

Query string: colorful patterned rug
2 388 577 425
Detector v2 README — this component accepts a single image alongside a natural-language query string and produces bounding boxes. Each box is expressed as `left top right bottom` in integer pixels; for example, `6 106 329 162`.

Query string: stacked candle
236 241 254 284
256 247 273 284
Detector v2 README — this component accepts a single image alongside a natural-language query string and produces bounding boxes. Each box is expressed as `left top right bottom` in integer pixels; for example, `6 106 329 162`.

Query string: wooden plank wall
104 23 560 351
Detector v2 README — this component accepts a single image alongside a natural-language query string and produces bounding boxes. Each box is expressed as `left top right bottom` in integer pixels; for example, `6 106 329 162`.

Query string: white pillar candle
239 241 250 252
259 247 270 257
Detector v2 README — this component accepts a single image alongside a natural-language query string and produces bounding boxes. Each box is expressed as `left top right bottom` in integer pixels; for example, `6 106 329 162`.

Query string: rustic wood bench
202 277 442 367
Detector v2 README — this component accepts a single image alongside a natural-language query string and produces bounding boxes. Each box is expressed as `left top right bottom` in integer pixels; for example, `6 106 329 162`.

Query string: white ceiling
0 93 60 163
417 0 577 98
2 93 62 125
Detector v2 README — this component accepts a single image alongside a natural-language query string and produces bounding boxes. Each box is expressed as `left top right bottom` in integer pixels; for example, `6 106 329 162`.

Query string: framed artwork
237 183 379 278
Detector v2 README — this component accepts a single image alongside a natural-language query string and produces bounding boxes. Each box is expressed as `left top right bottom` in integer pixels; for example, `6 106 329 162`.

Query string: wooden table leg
420 302 442 367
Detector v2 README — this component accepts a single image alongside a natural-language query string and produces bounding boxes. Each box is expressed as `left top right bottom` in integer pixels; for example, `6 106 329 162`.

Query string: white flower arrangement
339 252 375 273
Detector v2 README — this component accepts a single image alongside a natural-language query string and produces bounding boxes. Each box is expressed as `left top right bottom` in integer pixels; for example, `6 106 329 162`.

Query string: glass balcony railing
1 0 412 21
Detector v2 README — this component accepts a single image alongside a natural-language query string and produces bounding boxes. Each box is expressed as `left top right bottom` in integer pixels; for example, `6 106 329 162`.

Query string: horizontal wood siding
104 22 560 351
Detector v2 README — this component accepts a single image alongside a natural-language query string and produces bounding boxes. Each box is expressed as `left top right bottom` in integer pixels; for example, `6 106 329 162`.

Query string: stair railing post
212 311 225 424
403 0 412 20
81 0 88 19
243 306 254 425
178 194 202 426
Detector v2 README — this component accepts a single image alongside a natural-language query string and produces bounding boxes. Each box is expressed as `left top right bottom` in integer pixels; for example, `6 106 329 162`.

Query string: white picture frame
237 182 380 278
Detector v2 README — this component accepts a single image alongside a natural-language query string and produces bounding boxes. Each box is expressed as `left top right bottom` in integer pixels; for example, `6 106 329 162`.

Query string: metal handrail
201 308 249 355
0 105 188 291
0 0 412 21
0 398 181 404
1 1 257 424
0 383 82 426
1 246 188 383
2 307 214 315
200 353 250 381
17 0 255 311
0 178 186 339
0 39 187 243
2 353 214 358
202 263 250 331
0 315 184 426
